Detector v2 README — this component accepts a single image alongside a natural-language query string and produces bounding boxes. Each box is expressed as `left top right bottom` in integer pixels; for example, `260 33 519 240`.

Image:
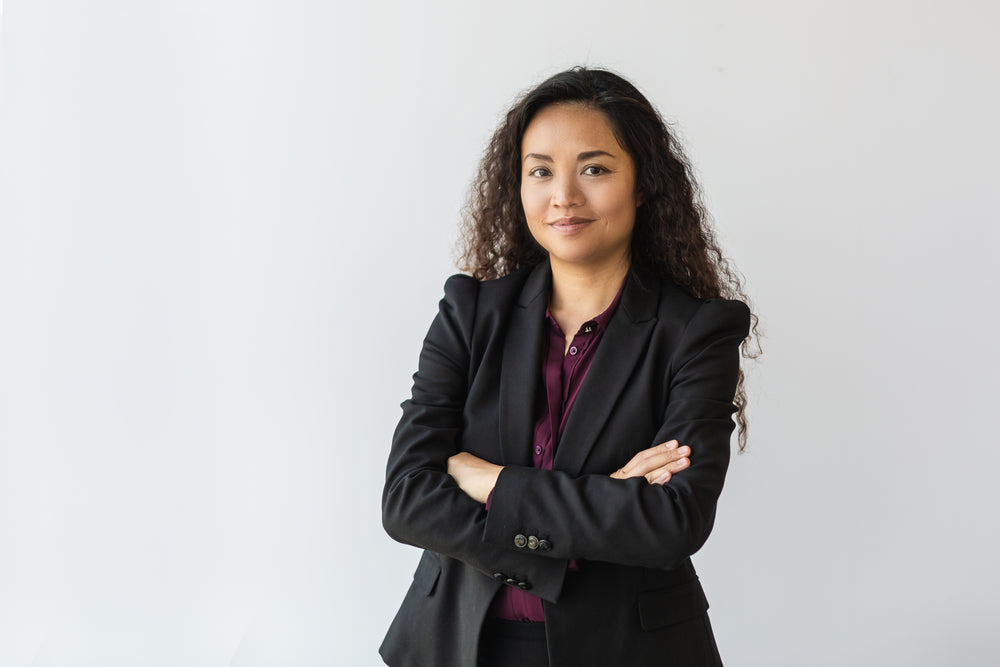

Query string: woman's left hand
610 440 690 485
447 452 503 504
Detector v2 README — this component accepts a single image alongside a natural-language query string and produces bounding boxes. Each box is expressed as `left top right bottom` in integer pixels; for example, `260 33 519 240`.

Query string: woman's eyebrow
577 150 615 161
523 150 617 163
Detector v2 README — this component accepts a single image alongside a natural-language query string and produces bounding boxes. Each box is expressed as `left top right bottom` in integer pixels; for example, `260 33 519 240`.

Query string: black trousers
477 619 549 667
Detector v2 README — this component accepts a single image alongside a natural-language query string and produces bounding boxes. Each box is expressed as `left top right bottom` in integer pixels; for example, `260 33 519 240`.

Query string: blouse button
534 445 542 455
569 346 578 355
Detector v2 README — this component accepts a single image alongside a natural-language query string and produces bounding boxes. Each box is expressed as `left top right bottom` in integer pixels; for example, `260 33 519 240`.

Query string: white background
1 1 998 665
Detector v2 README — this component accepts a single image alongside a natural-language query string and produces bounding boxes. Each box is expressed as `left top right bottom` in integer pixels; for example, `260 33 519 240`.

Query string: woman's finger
618 440 677 476
620 444 689 479
646 456 690 484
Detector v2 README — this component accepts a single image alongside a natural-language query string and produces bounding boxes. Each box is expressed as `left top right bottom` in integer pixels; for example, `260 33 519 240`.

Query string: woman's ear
635 190 645 207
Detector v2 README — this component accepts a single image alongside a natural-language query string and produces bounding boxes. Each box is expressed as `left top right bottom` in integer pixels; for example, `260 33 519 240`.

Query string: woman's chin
545 247 629 274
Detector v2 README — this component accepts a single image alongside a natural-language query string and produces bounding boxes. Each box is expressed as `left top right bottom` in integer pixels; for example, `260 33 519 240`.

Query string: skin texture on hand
446 452 504 504
610 440 690 485
447 440 689 504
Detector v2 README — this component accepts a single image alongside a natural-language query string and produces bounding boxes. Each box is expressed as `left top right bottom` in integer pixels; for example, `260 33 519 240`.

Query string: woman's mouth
548 217 594 235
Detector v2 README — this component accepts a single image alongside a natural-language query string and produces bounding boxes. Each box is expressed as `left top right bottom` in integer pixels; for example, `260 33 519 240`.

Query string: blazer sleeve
482 298 751 570
381 275 569 602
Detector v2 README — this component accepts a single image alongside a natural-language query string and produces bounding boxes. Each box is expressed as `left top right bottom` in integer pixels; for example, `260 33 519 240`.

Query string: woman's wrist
447 452 503 504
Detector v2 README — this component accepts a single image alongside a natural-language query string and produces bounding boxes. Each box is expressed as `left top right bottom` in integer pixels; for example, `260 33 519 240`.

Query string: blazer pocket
413 550 441 597
637 577 709 631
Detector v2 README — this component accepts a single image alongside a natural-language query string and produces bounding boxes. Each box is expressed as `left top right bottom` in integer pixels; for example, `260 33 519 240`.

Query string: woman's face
520 103 640 274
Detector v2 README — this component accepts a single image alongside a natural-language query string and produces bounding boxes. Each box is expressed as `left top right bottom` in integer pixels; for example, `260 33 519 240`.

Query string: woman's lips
548 217 594 235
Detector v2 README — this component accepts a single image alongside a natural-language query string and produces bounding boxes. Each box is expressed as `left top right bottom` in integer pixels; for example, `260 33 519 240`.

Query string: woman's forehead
521 104 624 156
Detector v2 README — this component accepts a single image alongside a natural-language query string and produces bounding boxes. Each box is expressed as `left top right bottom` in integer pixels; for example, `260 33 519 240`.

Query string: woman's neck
548 256 629 339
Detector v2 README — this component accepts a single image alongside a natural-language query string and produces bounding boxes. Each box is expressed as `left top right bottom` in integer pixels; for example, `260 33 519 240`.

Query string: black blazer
381 261 750 667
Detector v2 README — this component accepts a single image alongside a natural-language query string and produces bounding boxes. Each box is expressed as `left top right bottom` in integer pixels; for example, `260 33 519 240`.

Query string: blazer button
527 536 539 550
505 578 518 586
493 572 505 581
514 534 527 549
518 581 532 591
538 539 552 552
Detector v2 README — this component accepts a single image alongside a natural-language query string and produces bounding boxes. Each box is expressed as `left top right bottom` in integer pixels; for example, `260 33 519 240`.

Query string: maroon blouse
487 281 625 622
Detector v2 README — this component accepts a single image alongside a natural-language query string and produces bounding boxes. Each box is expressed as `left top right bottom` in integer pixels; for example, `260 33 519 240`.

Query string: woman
380 67 757 667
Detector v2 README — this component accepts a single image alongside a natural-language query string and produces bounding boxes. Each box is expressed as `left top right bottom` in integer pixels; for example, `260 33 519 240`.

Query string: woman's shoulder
434 265 539 351
653 278 750 338
442 263 539 306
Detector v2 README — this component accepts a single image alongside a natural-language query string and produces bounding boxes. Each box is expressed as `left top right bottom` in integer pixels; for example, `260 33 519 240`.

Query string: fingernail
655 472 671 484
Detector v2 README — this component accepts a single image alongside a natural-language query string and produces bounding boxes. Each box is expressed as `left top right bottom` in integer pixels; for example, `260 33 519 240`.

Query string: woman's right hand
610 440 690 485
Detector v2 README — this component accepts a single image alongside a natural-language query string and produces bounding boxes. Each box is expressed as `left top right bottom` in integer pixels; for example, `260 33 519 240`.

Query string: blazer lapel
553 275 659 477
498 262 550 467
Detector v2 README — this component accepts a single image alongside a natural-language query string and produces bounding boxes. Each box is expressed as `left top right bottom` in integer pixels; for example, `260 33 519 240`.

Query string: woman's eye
528 167 551 178
583 165 606 176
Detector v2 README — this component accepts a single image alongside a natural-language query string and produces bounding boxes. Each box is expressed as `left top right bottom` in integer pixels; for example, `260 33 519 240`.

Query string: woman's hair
457 66 760 451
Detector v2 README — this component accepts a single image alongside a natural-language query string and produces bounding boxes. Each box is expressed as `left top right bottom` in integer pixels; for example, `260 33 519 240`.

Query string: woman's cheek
521 184 547 216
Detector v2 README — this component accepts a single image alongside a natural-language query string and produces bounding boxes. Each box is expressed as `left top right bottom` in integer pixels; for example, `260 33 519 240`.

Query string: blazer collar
515 260 659 322
499 261 660 474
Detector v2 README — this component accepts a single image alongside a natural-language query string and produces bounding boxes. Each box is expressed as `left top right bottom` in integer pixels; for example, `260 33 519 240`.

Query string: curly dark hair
457 66 760 452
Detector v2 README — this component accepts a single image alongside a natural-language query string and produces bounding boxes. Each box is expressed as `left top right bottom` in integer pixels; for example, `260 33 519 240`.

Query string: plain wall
1 1 998 665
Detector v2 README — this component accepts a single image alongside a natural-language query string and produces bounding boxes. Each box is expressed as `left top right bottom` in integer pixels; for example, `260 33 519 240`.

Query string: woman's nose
550 175 583 208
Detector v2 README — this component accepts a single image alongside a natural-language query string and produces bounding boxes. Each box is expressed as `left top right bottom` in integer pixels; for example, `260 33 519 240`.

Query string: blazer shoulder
435 266 536 348
441 273 479 305
437 273 480 316
667 298 751 372
439 266 533 312
689 298 751 338
655 279 750 336
471 263 539 308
